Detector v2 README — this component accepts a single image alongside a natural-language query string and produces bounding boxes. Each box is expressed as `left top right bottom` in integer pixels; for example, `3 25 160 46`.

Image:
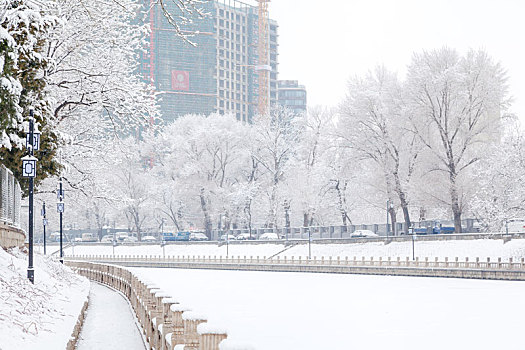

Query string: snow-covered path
77 282 145 350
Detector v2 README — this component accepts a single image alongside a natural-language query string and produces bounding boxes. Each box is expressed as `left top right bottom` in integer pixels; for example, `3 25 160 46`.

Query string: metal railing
66 254 525 281
68 254 525 270
0 164 21 228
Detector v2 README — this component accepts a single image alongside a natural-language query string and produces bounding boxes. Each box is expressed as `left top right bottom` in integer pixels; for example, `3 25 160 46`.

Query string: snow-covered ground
77 283 146 350
0 248 90 350
63 237 525 260
132 268 525 350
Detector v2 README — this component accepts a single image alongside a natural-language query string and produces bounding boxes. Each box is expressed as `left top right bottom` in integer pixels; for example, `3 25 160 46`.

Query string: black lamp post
57 179 64 263
412 232 416 260
41 201 47 255
22 108 40 283
308 228 312 259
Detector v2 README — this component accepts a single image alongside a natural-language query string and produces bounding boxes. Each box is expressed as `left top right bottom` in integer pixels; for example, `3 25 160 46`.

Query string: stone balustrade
67 254 525 281
67 261 231 350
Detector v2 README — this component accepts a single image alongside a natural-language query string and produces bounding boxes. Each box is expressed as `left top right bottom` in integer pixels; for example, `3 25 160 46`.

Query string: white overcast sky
268 0 525 118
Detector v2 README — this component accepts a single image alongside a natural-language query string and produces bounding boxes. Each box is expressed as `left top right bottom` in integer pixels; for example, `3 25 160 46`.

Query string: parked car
142 235 157 242
259 232 279 240
219 234 236 241
413 224 455 235
503 219 525 233
235 233 256 240
115 232 130 242
100 235 113 243
350 230 378 238
123 236 138 242
189 232 209 241
81 233 98 242
73 237 83 242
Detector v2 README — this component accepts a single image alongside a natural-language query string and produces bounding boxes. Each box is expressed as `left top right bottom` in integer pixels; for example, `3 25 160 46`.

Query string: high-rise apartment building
278 80 307 114
140 0 279 123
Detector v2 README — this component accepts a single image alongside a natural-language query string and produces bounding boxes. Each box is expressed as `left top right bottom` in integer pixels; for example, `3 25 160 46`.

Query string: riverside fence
67 254 525 281
0 164 24 248
67 261 233 350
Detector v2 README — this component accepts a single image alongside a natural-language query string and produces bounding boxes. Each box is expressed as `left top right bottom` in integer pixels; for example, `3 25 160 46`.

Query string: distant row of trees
50 47 517 239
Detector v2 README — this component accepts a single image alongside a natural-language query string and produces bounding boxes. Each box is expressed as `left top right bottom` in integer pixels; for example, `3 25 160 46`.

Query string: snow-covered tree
285 106 335 227
0 0 60 190
470 116 525 231
251 106 301 228
407 47 509 232
340 66 421 232
149 113 250 238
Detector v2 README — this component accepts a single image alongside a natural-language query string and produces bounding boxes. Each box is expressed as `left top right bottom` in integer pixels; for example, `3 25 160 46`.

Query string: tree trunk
393 170 411 233
244 198 253 239
401 204 410 234
284 200 290 228
224 211 231 233
335 180 351 226
200 188 213 239
450 177 462 233
397 190 411 233
388 206 397 236
303 212 309 227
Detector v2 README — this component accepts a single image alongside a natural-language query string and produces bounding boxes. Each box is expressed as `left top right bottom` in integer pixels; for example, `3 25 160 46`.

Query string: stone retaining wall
66 261 231 350
0 223 25 249
67 298 89 350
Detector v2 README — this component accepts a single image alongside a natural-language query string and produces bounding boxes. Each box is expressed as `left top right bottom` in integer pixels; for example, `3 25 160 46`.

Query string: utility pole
57 179 65 263
22 108 40 283
42 201 47 255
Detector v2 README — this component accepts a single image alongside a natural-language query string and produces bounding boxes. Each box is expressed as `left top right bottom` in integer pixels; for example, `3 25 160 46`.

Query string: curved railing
67 261 233 350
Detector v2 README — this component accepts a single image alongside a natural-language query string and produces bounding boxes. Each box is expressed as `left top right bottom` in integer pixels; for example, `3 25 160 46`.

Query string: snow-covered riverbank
62 237 525 260
0 248 89 350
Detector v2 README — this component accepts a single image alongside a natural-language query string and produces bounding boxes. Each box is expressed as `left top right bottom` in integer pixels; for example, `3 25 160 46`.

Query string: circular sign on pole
57 202 65 213
43 218 48 226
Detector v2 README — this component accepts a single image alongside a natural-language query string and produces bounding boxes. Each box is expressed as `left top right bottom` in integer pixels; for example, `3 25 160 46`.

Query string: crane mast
257 0 270 116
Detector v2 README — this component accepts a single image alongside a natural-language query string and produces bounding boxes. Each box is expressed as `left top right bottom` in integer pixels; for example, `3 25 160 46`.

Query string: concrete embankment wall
0 223 25 249
67 261 230 350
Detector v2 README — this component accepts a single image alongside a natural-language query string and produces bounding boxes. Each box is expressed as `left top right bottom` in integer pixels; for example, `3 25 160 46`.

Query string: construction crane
256 0 271 116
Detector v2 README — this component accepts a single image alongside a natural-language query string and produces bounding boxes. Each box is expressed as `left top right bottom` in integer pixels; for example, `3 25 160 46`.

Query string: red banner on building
171 70 189 91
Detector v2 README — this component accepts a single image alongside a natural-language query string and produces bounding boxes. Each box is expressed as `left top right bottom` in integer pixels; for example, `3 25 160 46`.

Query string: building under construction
140 0 279 123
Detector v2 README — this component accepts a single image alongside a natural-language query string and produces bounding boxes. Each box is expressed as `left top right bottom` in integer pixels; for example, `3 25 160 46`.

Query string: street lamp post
57 179 65 263
226 230 229 257
308 228 312 259
41 202 47 255
412 233 416 260
22 109 39 283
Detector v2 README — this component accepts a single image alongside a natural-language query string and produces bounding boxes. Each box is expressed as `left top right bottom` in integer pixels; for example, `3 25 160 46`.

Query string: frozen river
131 268 525 350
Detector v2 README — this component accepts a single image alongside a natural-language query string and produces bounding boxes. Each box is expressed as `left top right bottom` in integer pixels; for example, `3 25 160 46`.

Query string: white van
504 219 525 233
